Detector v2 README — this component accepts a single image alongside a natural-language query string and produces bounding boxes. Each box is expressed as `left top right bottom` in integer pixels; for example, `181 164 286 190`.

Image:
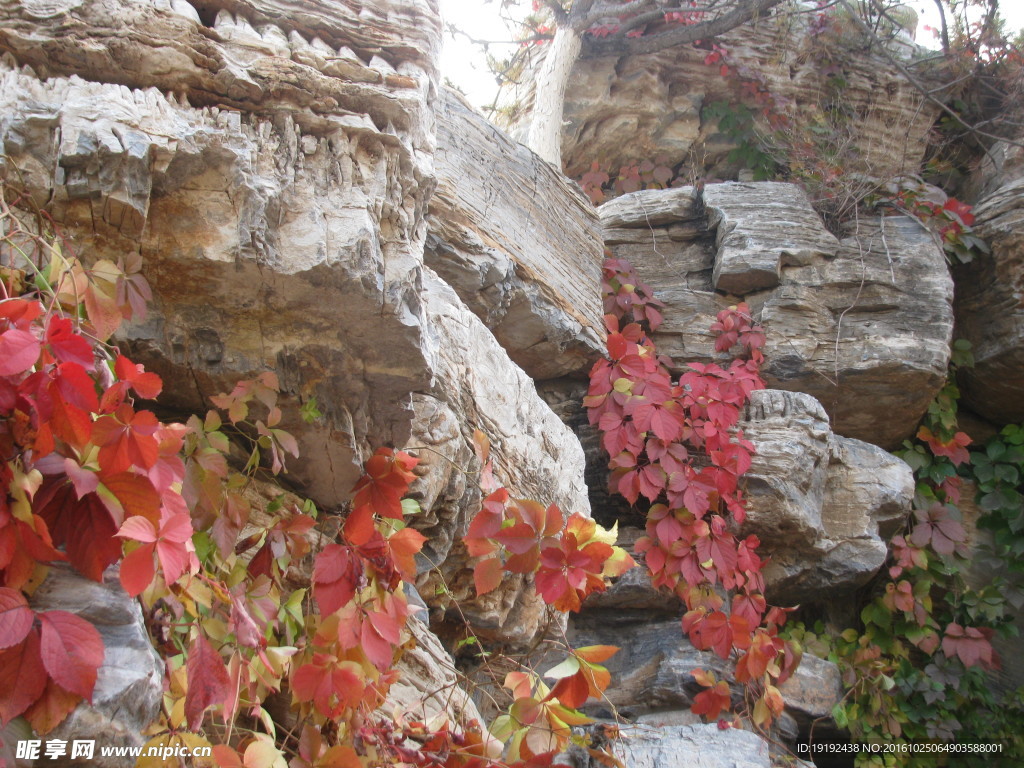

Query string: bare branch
931 0 950 52
839 0 1024 151
580 0 787 58
541 0 570 25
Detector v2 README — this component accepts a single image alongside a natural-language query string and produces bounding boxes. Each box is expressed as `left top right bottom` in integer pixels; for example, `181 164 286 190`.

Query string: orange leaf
473 556 504 597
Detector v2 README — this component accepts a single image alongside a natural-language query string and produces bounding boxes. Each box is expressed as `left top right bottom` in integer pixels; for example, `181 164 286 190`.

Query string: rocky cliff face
0 1 1017 766
498 7 940 183
956 133 1024 424
599 183 954 449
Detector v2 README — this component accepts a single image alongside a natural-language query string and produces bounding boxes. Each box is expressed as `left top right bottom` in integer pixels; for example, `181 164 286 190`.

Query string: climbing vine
784 342 1024 764
585 257 800 730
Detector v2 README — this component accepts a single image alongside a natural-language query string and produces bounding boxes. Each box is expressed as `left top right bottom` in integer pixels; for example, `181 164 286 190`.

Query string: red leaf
0 629 47 722
388 526 426 582
473 556 504 597
0 587 34 649
360 617 396 670
99 472 161 525
313 544 361 615
113 355 162 399
119 542 156 597
38 611 104 701
184 633 231 730
45 317 93 369
34 481 122 582
23 676 82 735
0 328 40 376
92 405 160 474
548 671 589 709
343 505 375 546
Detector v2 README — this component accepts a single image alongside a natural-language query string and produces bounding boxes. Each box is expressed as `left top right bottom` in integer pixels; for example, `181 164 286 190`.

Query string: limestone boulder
0 0 442 506
741 390 913 601
610 724 795 768
0 0 595 651
388 615 493 735
428 88 605 379
703 182 839 295
566 611 841 742
955 175 1024 423
28 566 163 768
548 387 913 603
600 183 954 449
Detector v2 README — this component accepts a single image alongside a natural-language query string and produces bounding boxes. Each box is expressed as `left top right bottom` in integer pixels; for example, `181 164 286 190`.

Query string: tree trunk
526 23 582 167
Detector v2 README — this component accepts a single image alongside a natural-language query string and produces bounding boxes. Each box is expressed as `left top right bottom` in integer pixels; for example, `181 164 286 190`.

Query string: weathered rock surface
742 390 913 601
428 88 604 379
566 613 840 749
499 8 939 183
542 385 913 603
600 184 954 449
412 271 590 643
703 182 839 295
597 723 805 768
955 175 1024 423
389 615 491 731
0 0 596 717
28 566 163 767
0 0 441 504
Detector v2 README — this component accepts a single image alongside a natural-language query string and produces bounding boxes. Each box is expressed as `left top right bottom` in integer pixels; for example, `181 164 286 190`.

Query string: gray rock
0 0 442 506
613 723 783 768
29 566 163 767
428 88 605 379
557 387 913 604
955 176 1024 423
741 390 914 602
569 612 841 732
412 271 591 644
599 185 954 449
704 182 839 295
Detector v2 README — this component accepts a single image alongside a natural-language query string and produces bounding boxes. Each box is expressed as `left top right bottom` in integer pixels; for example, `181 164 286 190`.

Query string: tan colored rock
499 9 940 183
600 184 954 449
428 88 605 379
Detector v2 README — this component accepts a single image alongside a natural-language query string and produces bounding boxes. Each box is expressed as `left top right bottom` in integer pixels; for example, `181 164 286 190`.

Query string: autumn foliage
585 257 800 728
0 183 645 768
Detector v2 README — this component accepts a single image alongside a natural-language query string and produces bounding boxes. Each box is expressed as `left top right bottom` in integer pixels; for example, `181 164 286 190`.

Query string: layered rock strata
599 183 954 449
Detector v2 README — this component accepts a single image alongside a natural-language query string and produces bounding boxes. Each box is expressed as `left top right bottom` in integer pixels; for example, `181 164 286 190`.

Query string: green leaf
300 396 322 424
544 655 581 680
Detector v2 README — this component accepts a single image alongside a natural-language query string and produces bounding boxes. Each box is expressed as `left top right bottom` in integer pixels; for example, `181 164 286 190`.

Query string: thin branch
541 0 569 25
932 0 950 52
839 0 1024 151
580 0 787 58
